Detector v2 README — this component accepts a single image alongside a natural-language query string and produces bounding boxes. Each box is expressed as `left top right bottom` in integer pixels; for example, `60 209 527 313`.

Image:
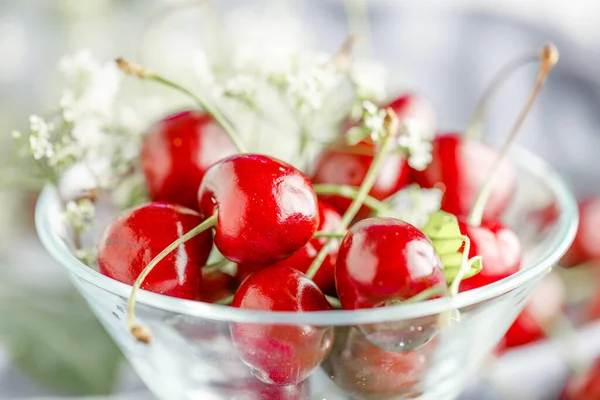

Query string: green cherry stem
127 213 218 344
305 108 399 279
312 184 398 216
464 53 539 141
115 58 248 153
312 231 347 239
325 295 342 309
448 235 477 296
202 259 236 275
215 294 235 306
467 43 559 227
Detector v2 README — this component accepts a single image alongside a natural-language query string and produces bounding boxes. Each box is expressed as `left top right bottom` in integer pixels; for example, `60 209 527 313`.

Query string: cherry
270 200 342 295
310 93 433 217
231 265 334 385
499 273 565 350
97 202 212 300
457 218 521 292
412 133 516 220
561 357 600 400
561 198 600 268
335 217 446 310
197 271 236 303
141 110 236 210
327 327 435 398
198 154 319 266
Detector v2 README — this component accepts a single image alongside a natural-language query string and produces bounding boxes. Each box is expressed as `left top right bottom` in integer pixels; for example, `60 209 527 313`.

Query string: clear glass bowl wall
35 146 577 400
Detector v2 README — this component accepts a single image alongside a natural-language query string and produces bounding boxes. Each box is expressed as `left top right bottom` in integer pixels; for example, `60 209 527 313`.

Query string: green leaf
0 289 122 396
421 210 462 240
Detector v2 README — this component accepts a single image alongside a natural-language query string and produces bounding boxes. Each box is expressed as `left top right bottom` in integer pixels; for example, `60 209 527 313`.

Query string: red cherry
198 271 236 303
141 110 236 210
335 217 446 310
561 198 600 268
98 202 212 300
561 358 600 400
457 218 521 292
412 133 516 220
310 141 410 218
327 327 434 398
198 154 319 266
386 93 436 135
270 200 342 295
500 274 565 350
231 265 334 385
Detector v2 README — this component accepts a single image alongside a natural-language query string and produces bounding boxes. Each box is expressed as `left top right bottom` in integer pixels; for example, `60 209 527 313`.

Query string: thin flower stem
305 108 399 279
127 214 218 344
116 58 248 154
467 44 559 227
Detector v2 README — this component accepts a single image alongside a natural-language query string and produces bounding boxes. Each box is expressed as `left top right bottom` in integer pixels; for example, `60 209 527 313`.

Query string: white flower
387 186 443 228
223 75 256 99
397 119 434 171
28 115 55 160
351 60 388 102
62 198 95 231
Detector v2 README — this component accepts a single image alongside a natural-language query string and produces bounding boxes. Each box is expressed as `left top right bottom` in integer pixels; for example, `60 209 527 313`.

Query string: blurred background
1 0 600 399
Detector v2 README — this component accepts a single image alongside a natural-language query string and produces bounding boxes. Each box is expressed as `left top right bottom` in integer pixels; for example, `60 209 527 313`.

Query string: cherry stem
305 108 399 279
449 235 474 296
215 294 234 305
312 231 347 239
467 44 559 227
202 259 236 275
126 213 218 344
464 53 539 141
115 58 248 154
403 285 447 304
312 183 398 215
325 295 342 309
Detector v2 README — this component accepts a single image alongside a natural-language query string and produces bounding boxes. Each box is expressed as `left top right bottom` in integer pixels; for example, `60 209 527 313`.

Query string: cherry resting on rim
97 202 212 300
231 265 334 385
236 200 342 295
310 93 434 216
141 110 236 210
335 217 446 310
198 154 319 266
561 198 600 268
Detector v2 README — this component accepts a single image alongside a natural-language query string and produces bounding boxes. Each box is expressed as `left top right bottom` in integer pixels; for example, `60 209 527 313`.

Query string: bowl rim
35 146 578 326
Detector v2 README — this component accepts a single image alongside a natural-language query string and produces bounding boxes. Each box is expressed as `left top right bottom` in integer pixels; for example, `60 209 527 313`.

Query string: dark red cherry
412 133 516 221
198 154 319 266
231 265 334 385
98 202 213 300
457 218 521 292
561 198 600 268
561 357 600 400
198 271 236 303
500 274 564 350
327 327 434 398
270 200 342 295
141 110 236 210
310 141 410 218
335 217 446 310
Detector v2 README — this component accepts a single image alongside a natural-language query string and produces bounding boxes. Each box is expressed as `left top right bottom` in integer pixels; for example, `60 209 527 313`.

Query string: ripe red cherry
231 265 334 385
499 273 565 350
335 217 446 310
270 200 342 295
197 271 236 303
141 110 236 210
412 133 516 221
386 93 436 135
327 327 434 398
198 154 319 266
97 202 212 300
561 357 600 400
561 198 600 268
457 218 521 292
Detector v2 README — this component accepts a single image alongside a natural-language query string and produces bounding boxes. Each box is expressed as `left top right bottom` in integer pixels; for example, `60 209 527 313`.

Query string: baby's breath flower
62 198 95 231
397 118 434 171
28 115 55 160
350 60 388 102
386 185 443 228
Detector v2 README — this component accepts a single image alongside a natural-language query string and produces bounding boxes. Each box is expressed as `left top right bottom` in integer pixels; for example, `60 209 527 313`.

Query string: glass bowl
35 146 577 400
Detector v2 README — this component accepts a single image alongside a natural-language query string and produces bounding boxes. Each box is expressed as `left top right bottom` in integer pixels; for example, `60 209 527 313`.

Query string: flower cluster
62 198 95 232
397 118 434 171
